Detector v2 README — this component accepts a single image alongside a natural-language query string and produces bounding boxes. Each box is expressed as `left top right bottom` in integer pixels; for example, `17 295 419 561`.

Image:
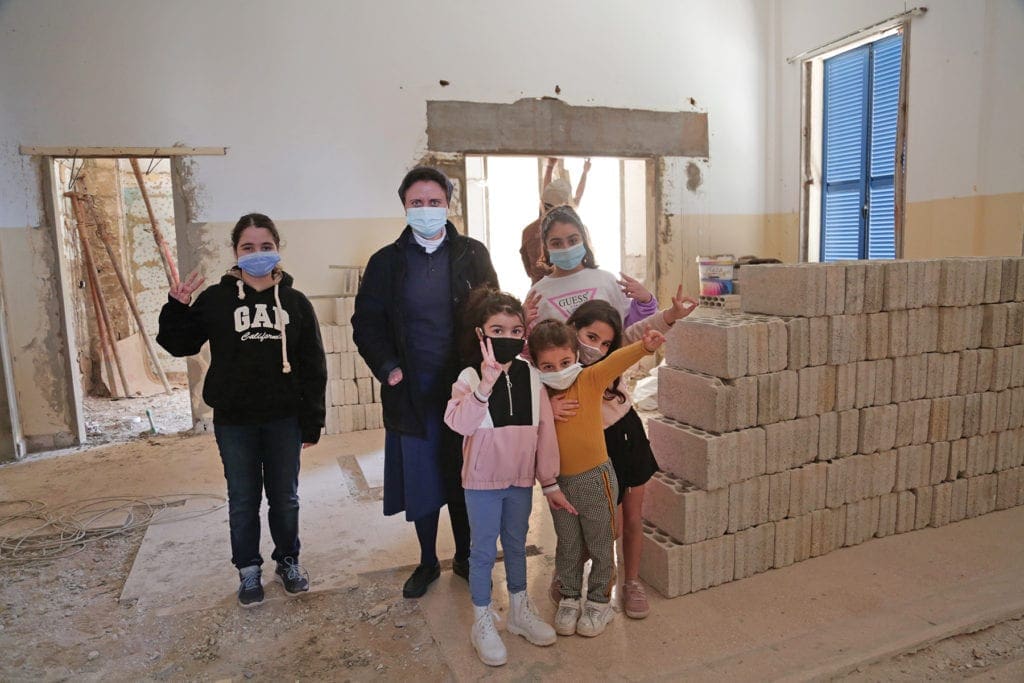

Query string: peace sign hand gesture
477 337 502 397
170 270 205 305
664 284 699 325
617 272 653 304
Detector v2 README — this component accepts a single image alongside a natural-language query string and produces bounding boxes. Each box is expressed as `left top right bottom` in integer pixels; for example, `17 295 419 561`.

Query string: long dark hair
458 287 525 368
567 300 627 403
540 205 598 269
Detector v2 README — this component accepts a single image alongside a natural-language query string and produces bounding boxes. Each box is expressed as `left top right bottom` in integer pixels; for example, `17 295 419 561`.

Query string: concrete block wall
641 257 1024 598
318 267 383 435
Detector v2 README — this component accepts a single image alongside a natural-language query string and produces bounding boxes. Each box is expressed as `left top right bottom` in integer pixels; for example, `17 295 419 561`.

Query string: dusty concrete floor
1 430 1023 681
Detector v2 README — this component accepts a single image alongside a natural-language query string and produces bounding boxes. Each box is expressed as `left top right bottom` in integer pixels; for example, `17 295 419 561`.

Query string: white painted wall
0 0 770 232
770 0 1024 214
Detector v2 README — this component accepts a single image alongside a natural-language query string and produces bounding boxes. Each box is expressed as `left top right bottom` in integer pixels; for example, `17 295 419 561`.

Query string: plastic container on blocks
697 255 736 296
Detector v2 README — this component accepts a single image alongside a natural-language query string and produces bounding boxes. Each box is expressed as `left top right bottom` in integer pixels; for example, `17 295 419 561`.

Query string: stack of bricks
640 257 1024 598
319 267 383 435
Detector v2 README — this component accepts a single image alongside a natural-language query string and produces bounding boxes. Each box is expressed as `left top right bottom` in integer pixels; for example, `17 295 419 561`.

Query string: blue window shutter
866 34 902 259
821 33 903 261
821 46 869 261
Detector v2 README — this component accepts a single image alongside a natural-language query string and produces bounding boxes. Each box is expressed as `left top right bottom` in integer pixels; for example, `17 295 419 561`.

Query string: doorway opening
52 157 192 443
464 155 650 300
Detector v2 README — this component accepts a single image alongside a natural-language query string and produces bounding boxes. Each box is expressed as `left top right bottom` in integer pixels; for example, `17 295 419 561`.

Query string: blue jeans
464 486 533 607
214 416 302 569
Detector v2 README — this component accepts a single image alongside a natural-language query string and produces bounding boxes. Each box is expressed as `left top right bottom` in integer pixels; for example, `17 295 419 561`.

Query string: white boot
507 590 557 646
471 604 507 666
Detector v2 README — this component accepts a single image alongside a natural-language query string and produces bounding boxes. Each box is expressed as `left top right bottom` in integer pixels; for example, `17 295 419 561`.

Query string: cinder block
1011 389 1024 430
866 312 890 360
950 478 969 522
844 262 866 314
995 429 1023 471
365 403 383 429
837 409 860 457
929 397 951 442
938 259 968 307
818 411 838 461
995 390 1012 432
930 442 951 486
876 492 898 538
996 468 1022 510
1017 257 1024 301
896 444 932 491
639 522 692 598
658 367 749 433
835 363 857 412
741 264 826 318
727 475 770 534
767 318 789 372
664 317 748 378
334 296 356 323
643 471 707 544
980 304 1009 348
795 415 820 467
999 258 1019 303
829 314 868 365
1012 346 1024 388
845 497 881 546
976 349 995 392
948 439 968 480
344 379 360 405
811 506 846 556
863 262 885 314
979 392 998 435
825 458 847 509
825 263 847 315
765 420 793 474
984 258 1004 304
964 305 984 350
372 378 381 403
338 405 356 432
773 517 800 568
809 316 830 366
913 485 933 529
733 522 776 581
966 473 997 517
892 354 928 403
962 393 982 437
744 318 769 376
888 309 909 357
908 307 938 356
966 258 989 306
648 417 739 490
705 487 730 539
931 482 953 527
958 350 979 395
789 462 827 517
691 534 735 592
785 317 810 370
871 450 898 497
737 427 768 481
876 359 895 406
848 453 874 504
356 376 374 404
798 365 836 417
768 470 792 521
936 307 966 354
966 433 996 477
895 490 917 533
883 261 909 311
1005 304 1024 346
859 405 898 454
854 361 877 409
756 370 798 426
320 325 336 354
943 353 960 397
992 347 1014 392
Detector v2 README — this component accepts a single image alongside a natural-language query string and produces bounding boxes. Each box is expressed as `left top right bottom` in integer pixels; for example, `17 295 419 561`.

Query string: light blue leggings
464 486 533 607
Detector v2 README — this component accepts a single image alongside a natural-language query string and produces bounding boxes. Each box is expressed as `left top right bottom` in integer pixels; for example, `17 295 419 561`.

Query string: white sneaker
576 599 614 637
507 590 556 646
471 604 507 666
554 597 581 636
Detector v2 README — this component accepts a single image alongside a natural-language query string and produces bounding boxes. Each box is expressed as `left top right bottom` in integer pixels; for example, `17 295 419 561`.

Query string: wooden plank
19 146 226 157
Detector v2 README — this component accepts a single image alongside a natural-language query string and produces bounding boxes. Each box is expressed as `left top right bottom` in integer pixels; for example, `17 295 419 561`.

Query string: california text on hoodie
156 269 327 443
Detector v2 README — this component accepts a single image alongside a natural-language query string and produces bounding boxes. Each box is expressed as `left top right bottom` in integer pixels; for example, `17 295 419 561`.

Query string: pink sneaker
622 580 650 619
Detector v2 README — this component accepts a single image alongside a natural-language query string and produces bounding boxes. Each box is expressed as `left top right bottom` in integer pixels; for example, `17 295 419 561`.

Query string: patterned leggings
551 459 619 603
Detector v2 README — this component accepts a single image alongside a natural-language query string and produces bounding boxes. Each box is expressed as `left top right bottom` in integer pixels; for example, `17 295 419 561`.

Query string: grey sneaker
275 557 310 595
238 565 264 608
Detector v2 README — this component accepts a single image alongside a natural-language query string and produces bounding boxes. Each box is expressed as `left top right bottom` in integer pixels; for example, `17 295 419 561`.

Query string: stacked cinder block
319 267 383 435
640 257 1024 598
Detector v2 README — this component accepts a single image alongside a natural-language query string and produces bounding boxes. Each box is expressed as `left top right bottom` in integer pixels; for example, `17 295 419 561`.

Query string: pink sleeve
444 379 488 437
622 308 673 344
534 388 560 488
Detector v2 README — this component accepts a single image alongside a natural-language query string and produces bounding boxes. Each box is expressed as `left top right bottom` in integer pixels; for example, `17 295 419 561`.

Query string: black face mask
487 336 525 364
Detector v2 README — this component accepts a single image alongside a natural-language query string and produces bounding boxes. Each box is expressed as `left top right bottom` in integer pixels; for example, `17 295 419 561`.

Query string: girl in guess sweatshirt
157 213 326 608
444 288 575 667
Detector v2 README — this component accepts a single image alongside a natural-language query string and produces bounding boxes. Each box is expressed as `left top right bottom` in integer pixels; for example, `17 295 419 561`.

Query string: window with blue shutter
821 33 903 261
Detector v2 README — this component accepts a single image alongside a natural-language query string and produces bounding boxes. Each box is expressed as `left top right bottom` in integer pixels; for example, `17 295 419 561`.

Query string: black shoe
402 562 440 598
238 566 264 608
452 557 470 581
275 557 310 595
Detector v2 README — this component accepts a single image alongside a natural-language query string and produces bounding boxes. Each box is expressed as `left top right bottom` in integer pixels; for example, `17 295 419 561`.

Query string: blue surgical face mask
548 242 586 271
407 206 448 239
237 251 281 277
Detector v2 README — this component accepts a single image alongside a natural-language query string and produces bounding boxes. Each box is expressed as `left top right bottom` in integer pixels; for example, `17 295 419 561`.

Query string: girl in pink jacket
445 288 576 667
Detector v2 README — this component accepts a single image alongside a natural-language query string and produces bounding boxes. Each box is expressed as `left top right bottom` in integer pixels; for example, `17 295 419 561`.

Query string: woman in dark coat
352 167 498 598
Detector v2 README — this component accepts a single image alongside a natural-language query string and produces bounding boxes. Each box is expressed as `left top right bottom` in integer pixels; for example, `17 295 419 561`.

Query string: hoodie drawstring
274 282 292 374
236 280 246 300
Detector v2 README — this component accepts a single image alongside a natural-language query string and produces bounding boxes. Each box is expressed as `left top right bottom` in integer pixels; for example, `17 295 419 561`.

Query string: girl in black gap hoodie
157 213 327 608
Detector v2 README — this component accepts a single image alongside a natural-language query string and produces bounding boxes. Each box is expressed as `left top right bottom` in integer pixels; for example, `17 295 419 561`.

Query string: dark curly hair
458 287 525 368
567 300 627 403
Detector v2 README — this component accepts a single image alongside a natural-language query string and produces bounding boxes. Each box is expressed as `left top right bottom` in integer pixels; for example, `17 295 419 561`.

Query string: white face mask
577 341 606 366
538 362 583 391
406 206 447 238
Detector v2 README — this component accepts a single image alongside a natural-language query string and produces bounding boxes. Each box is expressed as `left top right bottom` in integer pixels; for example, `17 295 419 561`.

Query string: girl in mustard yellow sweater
527 319 664 638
